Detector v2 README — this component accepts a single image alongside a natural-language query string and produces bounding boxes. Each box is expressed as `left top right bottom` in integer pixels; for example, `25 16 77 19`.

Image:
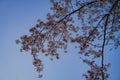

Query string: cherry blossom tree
16 0 120 80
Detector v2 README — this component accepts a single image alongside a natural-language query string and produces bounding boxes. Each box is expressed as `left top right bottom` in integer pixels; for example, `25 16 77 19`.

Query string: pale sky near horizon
0 0 120 80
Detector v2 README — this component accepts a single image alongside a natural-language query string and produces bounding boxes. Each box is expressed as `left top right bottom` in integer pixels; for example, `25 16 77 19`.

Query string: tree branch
58 0 97 23
101 14 109 80
101 1 119 80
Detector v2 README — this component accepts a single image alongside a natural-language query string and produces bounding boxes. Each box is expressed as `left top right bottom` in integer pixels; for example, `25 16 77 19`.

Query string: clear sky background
0 0 120 80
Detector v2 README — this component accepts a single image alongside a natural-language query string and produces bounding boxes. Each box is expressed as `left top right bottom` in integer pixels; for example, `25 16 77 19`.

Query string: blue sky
0 0 120 80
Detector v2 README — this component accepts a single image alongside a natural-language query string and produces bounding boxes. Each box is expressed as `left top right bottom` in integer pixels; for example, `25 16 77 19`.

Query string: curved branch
58 0 97 23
